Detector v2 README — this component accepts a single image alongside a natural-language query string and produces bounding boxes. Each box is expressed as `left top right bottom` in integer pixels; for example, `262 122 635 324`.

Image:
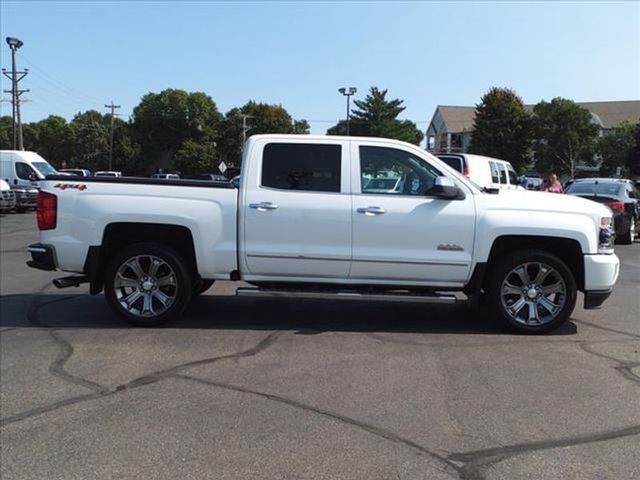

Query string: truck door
350 142 475 284
241 139 352 280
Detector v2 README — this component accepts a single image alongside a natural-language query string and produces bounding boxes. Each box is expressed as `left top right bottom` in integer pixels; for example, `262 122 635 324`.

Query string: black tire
16 207 27 213
104 242 193 326
487 249 577 334
617 217 635 245
194 279 215 295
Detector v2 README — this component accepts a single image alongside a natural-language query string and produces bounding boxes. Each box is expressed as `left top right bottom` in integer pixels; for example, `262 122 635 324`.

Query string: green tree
27 116 75 168
0 116 14 149
469 87 533 172
293 119 310 134
628 121 640 178
132 89 222 170
327 87 424 145
217 101 306 166
596 121 636 176
70 110 111 172
173 139 217 175
533 98 600 178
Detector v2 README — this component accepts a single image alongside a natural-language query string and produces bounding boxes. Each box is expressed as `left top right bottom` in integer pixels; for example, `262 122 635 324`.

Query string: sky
1 0 639 142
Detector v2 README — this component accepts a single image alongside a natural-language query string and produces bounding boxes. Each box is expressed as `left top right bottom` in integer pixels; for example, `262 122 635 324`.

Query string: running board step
236 288 457 304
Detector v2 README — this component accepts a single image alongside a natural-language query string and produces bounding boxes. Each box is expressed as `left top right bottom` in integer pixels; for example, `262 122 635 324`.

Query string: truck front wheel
487 250 577 333
104 242 193 326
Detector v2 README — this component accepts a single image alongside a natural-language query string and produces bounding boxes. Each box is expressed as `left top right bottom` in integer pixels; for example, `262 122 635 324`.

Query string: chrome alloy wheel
500 262 567 326
113 255 178 318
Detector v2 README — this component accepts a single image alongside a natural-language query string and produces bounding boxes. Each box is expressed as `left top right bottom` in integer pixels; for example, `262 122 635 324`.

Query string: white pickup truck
28 135 620 333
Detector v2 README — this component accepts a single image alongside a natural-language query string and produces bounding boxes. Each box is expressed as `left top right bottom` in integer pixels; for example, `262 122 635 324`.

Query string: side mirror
425 176 465 200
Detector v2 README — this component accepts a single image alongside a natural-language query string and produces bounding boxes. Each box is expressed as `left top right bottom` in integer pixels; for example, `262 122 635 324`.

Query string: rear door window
507 165 519 185
437 156 463 173
489 161 500 183
261 143 342 193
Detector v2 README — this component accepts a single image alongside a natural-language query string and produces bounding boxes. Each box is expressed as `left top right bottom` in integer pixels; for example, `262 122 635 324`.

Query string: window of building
261 143 341 193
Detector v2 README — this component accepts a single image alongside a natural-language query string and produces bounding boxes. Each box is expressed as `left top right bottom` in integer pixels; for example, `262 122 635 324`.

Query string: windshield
32 162 58 177
566 182 623 196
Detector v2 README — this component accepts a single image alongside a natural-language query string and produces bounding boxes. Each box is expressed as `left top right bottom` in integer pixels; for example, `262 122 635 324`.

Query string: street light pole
338 87 357 136
3 37 28 150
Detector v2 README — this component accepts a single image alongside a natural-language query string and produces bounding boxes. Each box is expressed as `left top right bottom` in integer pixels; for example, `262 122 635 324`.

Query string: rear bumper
26 243 57 271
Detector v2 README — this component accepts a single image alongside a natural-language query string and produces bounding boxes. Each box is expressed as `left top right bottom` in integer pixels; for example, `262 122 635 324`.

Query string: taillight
37 191 57 230
462 166 470 177
606 201 625 213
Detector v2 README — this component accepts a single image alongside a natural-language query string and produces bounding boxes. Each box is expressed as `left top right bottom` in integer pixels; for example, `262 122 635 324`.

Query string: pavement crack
175 373 462 479
26 287 109 394
0 392 105 428
578 341 640 386
572 319 640 339
447 424 640 480
1 331 282 428
121 331 282 389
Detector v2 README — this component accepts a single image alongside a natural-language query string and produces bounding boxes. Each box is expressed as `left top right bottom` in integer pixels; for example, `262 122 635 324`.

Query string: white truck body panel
41 182 237 278
34 135 618 299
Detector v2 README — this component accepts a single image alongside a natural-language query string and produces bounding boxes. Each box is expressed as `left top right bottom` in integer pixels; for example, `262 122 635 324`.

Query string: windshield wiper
481 187 500 194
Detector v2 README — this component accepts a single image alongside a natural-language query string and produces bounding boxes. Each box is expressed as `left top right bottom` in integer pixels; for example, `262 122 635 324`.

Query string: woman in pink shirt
541 173 564 193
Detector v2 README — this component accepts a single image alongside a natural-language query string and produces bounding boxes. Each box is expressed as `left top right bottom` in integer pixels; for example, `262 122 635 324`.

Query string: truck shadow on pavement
0 292 578 336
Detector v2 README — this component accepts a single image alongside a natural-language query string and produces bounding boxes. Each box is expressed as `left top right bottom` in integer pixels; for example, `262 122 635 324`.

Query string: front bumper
584 289 613 309
583 253 619 309
13 188 38 208
27 243 57 271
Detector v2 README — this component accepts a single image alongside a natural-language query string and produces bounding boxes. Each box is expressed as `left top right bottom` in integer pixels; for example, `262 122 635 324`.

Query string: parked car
0 179 16 212
11 185 38 212
151 173 180 180
520 176 544 191
0 150 58 188
95 171 122 177
565 178 640 244
182 173 228 182
437 153 522 190
28 134 619 334
59 168 92 177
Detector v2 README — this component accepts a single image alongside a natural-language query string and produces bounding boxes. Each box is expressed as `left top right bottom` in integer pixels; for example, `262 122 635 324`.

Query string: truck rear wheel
487 250 577 333
104 242 193 326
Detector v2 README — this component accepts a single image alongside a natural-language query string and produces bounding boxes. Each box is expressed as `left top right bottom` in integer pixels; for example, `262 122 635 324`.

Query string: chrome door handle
357 206 386 216
249 202 279 211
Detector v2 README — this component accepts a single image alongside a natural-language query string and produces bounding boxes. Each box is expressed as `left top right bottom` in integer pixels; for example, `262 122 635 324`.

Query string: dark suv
565 178 640 244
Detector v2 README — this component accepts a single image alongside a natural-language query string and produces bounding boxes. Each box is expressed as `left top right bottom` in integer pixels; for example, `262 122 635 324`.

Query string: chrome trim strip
246 253 468 267
353 258 468 267
27 247 48 253
247 254 349 262
236 288 457 304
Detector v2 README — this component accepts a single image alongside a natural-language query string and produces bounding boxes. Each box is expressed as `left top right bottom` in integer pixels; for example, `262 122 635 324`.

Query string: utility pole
240 114 254 145
104 101 120 170
2 37 29 150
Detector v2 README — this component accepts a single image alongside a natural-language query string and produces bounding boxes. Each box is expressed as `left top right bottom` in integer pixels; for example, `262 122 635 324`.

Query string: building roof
433 100 640 133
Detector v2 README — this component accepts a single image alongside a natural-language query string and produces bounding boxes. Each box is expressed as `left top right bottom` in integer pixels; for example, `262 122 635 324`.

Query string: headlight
599 216 615 253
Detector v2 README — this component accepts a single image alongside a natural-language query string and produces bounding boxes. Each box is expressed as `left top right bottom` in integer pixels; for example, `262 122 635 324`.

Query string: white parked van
0 150 58 188
437 153 522 190
0 179 16 212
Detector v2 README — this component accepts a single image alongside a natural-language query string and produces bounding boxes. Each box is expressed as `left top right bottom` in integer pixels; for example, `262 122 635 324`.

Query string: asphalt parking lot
1 211 639 480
